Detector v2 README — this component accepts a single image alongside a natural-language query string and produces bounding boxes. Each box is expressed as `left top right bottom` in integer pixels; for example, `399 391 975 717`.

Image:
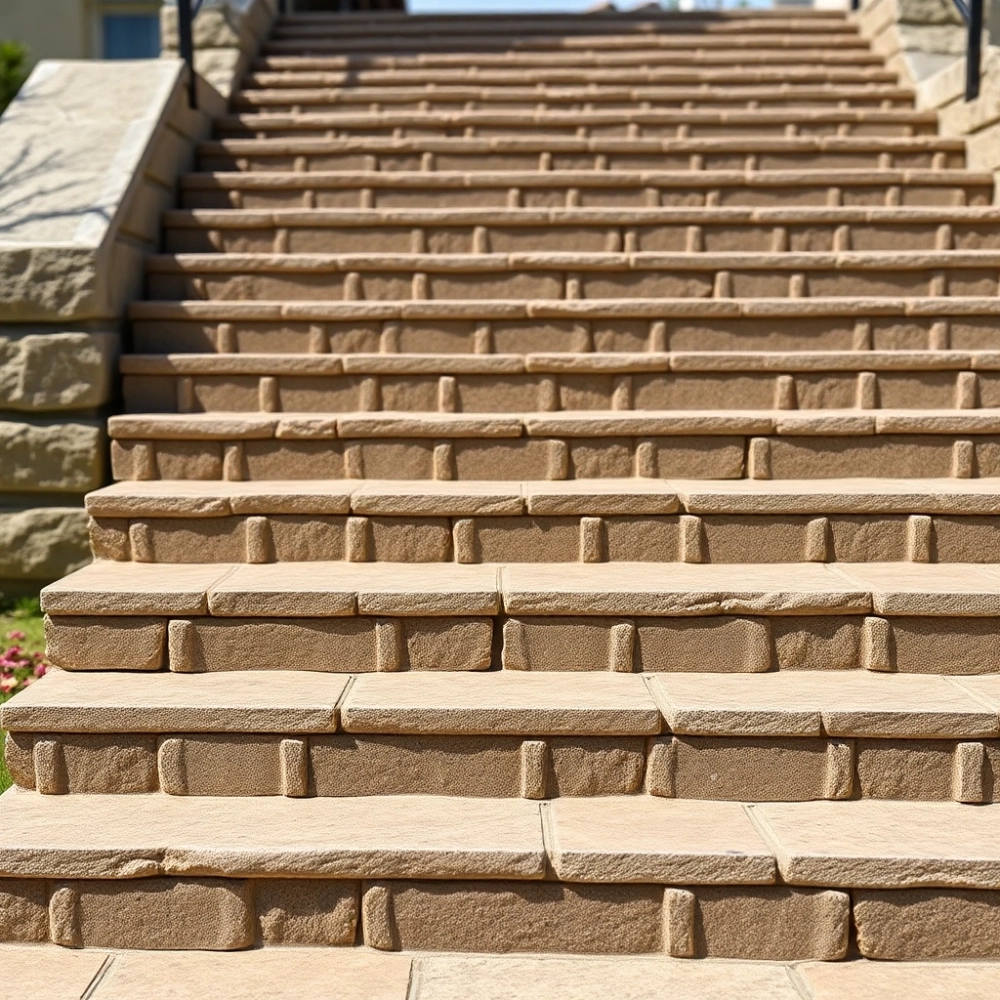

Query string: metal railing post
177 0 197 109
966 0 984 102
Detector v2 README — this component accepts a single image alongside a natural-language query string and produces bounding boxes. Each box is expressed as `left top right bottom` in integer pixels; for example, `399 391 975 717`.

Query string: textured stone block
0 420 103 492
854 889 1000 959
0 879 49 943
0 331 115 410
45 615 166 671
50 878 254 950
255 879 359 946
364 880 664 954
0 508 90 582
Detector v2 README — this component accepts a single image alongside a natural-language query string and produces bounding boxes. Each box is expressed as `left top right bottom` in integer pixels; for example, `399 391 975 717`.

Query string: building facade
0 0 162 62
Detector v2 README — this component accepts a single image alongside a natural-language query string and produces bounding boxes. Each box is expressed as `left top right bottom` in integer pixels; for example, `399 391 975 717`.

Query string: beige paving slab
0 946 110 1000
341 672 661 735
350 480 524 516
108 413 277 440
671 478 1000 515
0 789 546 880
751 800 1000 888
953 674 1000 714
225 480 358 515
651 671 999 739
832 563 1000 616
799 960 1000 1000
207 562 358 617
86 481 234 518
41 563 235 616
548 798 775 884
525 479 679 515
0 669 348 734
337 413 524 439
93 950 412 1000
501 563 870 617
209 562 501 618
524 411 774 437
412 955 802 1000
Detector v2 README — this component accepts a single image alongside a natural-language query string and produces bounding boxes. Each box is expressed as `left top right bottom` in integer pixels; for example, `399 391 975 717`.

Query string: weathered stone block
0 508 90 581
45 615 166 671
255 879 359 945
50 878 254 950
0 420 104 492
0 331 115 410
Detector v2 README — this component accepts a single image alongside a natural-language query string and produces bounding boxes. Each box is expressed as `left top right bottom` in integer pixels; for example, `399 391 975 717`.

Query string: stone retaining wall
0 0 279 597
856 0 1000 183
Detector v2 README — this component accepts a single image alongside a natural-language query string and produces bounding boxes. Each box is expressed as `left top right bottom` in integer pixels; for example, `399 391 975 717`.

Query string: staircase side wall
0 0 277 597
856 0 1000 188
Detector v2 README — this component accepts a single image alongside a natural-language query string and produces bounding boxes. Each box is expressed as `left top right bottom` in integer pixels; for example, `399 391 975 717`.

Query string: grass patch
0 596 47 793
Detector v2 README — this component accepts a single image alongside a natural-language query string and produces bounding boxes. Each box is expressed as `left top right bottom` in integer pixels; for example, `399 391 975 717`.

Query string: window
102 14 161 59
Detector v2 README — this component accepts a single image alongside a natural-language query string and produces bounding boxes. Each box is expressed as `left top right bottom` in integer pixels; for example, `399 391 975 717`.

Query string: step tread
3 946 997 1000
0 788 547 880
43 561 1000 619
0 669 350 734
147 249 1000 270
2 669 663 736
162 206 1000 227
181 168 989 187
2 789 1000 888
6 668 998 741
105 409 1000 440
85 477 1000 518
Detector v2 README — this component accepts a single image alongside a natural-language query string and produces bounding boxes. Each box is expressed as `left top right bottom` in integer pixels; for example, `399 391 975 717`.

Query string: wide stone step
180 170 990 211
271 14 855 41
1 790 1000 957
106 408 1000 483
128 297 1000 356
119 350 1000 417
244 66 900 89
81 474 1000 567
197 134 963 173
261 34 871 57
144 250 1000 303
4 669 998 803
161 206 1000 255
5 949 997 1000
37 560 1000 675
214 108 939 142
229 84 913 113
253 50 886 70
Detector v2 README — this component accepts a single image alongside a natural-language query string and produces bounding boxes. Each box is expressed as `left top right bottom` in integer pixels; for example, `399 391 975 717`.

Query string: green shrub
0 40 30 115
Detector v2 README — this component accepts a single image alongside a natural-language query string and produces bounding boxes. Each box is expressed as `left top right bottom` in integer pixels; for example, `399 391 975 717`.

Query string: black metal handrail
851 0 984 102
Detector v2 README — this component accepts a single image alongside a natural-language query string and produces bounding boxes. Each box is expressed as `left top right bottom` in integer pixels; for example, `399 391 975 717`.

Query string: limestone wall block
0 508 90 581
0 331 115 411
0 419 104 493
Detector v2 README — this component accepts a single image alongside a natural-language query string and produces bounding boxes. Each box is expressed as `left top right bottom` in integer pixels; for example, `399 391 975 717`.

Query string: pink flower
33 663 47 678
5 630 26 642
0 674 17 694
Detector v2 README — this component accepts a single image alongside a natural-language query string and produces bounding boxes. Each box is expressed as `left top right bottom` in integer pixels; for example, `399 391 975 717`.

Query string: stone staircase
3 7 1000 996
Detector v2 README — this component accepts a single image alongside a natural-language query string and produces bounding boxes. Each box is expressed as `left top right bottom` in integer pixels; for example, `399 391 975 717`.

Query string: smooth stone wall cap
501 562 871 616
0 789 547 880
799 959 1000 1000
341 671 662 735
752 799 1000 889
547 798 776 884
0 669 349 734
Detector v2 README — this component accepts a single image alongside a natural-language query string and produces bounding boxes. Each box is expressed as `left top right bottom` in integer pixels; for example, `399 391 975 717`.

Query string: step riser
199 150 965 172
130 316 999 356
109 433 1000 483
162 221 999 255
87 511 1000 567
121 370 1000 415
245 70 901 87
42 613 1000 675
231 97 915 113
145 268 1000 303
2 875 997 961
181 186 987 211
5 731 996 803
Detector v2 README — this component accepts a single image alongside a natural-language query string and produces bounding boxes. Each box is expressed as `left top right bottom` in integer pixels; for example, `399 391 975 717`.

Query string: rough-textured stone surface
0 508 90 581
0 331 115 410
0 420 103 493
